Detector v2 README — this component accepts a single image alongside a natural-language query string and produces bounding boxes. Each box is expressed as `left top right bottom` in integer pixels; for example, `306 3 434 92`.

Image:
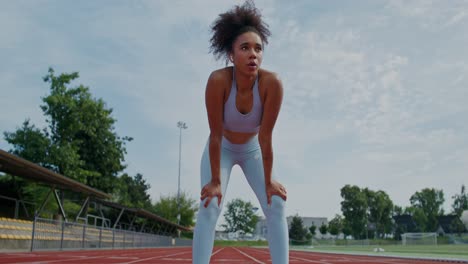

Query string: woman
192 1 289 263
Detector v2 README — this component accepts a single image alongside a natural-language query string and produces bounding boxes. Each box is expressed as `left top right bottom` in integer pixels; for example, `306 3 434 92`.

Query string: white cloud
1 1 467 221
385 0 468 30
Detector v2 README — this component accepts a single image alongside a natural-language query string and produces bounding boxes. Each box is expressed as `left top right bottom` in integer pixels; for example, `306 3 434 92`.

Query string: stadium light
177 121 188 226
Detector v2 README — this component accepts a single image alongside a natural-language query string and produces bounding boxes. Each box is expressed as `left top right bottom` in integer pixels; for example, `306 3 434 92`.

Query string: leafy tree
4 68 133 193
404 206 427 232
393 205 403 216
328 214 343 238
342 219 352 239
41 68 133 191
3 120 51 166
289 214 308 244
410 188 444 232
340 186 395 239
452 185 468 217
152 191 198 227
319 223 328 236
364 188 394 238
340 185 367 239
114 173 152 210
309 224 317 238
222 198 258 236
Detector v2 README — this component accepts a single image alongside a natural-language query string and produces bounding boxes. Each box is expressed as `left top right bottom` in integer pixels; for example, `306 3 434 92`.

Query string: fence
305 238 402 247
30 217 191 251
0 194 35 219
447 233 468 244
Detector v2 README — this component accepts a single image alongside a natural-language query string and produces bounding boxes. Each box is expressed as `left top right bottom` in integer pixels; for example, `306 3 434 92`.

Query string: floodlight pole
177 121 188 226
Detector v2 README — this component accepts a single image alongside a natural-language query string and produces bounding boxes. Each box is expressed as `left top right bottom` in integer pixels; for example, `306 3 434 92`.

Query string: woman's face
230 31 263 76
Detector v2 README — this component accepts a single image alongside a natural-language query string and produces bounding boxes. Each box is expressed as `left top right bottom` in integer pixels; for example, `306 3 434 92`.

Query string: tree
340 185 367 239
319 223 328 236
222 199 258 237
393 205 403 216
404 206 427 232
328 214 343 238
41 68 133 191
364 189 394 238
309 224 317 238
4 68 133 193
114 173 152 210
152 191 198 228
289 214 308 245
342 219 352 239
410 188 445 232
3 120 51 166
452 185 468 217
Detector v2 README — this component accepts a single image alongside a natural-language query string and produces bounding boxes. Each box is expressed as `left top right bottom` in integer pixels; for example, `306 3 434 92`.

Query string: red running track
0 247 466 264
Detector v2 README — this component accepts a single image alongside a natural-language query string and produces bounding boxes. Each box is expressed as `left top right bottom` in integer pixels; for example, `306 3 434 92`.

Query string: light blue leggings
192 136 289 264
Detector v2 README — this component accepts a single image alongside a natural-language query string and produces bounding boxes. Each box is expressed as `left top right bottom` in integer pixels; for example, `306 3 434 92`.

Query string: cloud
1 1 467 220
385 0 468 29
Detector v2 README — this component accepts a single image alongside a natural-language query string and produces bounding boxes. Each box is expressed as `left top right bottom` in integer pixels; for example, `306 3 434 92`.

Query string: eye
241 46 248 51
255 47 262 52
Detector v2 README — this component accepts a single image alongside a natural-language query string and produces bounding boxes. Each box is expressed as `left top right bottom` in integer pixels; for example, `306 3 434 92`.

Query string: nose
249 48 257 59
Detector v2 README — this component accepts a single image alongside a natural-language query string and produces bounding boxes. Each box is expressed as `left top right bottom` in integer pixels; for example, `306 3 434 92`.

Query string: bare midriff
223 129 258 144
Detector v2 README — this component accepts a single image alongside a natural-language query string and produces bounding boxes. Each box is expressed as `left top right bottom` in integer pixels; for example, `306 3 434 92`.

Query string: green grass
214 240 268 247
293 244 468 260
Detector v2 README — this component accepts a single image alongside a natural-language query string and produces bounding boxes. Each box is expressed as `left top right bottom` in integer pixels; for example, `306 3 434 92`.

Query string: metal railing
76 214 111 228
30 217 192 251
0 194 35 219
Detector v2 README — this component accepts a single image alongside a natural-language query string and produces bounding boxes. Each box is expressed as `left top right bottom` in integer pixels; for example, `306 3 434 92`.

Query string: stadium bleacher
0 149 192 251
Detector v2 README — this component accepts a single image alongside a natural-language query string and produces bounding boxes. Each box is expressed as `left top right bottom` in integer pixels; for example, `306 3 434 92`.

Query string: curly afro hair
209 0 271 64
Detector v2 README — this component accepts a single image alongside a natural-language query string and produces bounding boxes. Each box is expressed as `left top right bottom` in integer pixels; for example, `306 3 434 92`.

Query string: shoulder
258 68 283 95
208 67 232 84
205 67 232 100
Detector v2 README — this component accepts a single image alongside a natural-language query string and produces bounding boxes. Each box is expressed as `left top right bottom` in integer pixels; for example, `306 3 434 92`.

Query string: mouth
247 62 258 69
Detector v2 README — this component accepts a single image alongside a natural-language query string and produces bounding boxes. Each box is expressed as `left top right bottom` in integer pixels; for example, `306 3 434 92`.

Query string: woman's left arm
258 72 287 205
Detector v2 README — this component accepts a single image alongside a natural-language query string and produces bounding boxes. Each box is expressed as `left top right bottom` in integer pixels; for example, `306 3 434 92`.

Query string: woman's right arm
200 70 225 207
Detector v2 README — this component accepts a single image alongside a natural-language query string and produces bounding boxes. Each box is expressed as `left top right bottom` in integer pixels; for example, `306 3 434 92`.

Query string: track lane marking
13 249 181 264
211 247 225 257
12 255 105 264
289 250 444 264
289 256 332 263
231 247 265 264
211 259 245 262
123 250 191 263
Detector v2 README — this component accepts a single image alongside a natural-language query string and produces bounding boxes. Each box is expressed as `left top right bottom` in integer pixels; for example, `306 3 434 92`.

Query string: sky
1 0 467 228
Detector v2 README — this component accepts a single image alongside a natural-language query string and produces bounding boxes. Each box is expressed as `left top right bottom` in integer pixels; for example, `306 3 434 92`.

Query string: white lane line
246 248 332 264
243 247 270 256
161 258 192 261
231 247 265 264
290 251 419 264
12 249 190 264
2 253 39 257
108 256 139 260
289 256 332 264
211 247 225 257
13 255 105 264
124 250 191 264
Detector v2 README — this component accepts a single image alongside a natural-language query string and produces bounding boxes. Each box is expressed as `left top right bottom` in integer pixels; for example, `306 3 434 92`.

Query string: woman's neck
234 67 257 92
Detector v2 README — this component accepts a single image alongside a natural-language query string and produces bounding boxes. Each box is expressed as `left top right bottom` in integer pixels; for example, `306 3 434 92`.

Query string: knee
198 197 222 223
266 196 286 217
